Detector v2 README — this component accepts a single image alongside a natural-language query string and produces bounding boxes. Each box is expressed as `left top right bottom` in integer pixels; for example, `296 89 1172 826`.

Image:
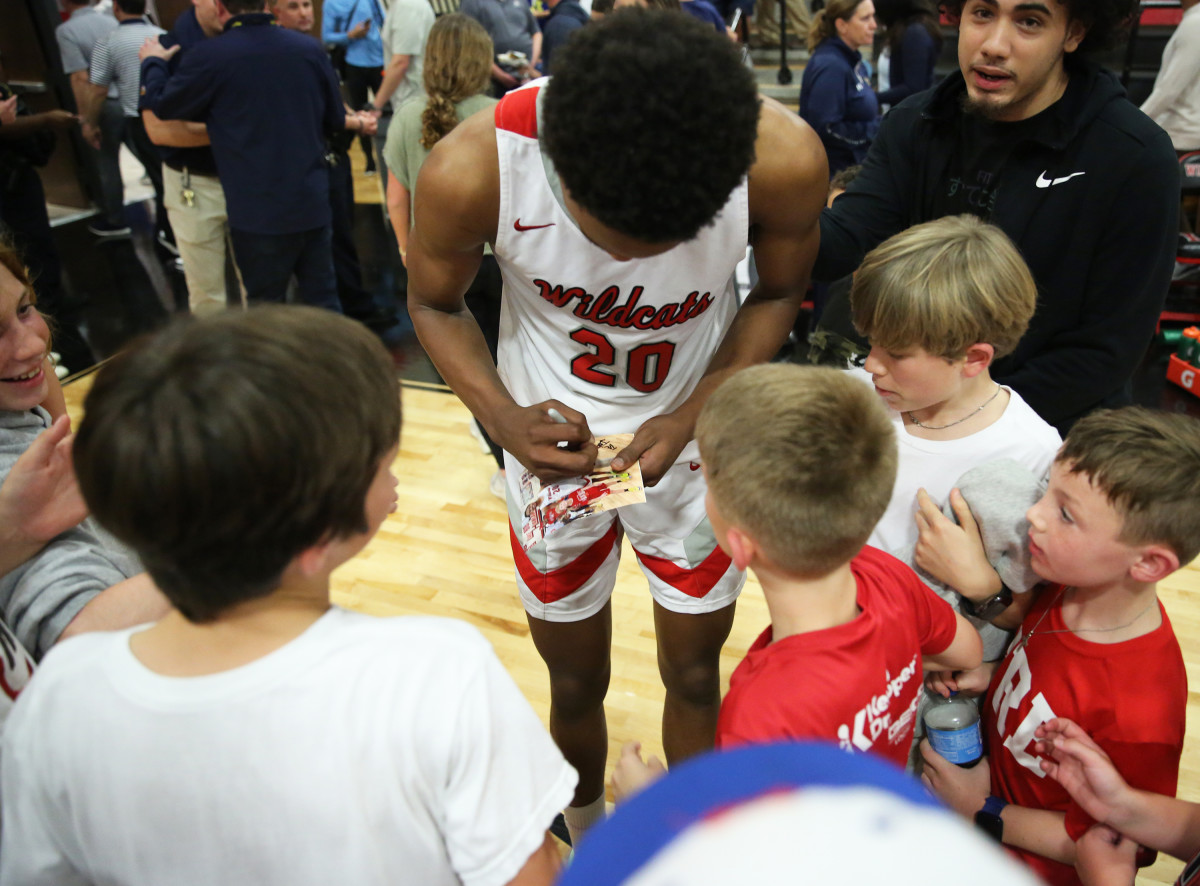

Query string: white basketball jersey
492 81 749 446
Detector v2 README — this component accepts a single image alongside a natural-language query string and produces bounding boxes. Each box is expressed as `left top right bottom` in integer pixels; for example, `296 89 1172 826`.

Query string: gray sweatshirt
0 408 140 659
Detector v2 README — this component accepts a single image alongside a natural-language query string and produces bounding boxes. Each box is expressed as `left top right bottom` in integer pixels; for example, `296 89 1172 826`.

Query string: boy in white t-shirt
849 217 1061 766
0 306 576 886
851 215 1061 613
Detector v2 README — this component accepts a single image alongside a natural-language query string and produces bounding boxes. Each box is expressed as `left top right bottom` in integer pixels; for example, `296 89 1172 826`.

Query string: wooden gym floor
59 372 1198 884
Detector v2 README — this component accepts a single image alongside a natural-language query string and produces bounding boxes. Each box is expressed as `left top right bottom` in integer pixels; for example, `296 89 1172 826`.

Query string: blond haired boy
850 214 1061 621
921 407 1195 886
613 365 982 798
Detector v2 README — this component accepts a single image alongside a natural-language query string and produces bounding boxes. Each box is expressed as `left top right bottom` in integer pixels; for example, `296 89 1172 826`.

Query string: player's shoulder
748 98 828 217
416 105 500 223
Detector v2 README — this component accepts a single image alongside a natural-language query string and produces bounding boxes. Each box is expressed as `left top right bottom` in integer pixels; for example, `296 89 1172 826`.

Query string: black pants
229 225 340 311
344 64 383 169
123 114 173 241
329 151 395 326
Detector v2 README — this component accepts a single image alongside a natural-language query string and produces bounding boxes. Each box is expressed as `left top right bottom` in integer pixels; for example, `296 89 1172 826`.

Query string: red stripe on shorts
633 544 733 599
494 85 540 137
509 523 619 605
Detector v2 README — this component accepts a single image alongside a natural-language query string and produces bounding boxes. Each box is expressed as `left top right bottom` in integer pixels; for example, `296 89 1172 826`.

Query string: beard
959 90 1010 121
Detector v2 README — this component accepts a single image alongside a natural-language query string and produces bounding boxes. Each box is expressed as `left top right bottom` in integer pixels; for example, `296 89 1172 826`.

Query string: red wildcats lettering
531 279 713 330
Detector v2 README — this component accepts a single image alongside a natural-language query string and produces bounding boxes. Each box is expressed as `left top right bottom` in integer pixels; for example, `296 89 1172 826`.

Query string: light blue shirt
321 0 385 69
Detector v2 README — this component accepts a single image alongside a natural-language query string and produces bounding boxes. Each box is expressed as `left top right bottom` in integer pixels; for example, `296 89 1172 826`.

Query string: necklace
905 384 1002 430
1015 587 1157 651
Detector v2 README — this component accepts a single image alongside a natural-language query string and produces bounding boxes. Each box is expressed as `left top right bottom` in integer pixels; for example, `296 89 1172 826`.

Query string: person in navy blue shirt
140 0 357 311
873 0 942 109
139 1 240 316
799 0 880 176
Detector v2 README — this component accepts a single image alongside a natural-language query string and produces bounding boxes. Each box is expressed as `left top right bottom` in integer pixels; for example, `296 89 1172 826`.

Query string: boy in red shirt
922 407 1197 886
614 365 981 797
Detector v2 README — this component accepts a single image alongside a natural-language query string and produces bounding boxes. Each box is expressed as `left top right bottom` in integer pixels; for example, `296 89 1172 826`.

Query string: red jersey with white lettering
715 546 958 768
986 588 1186 886
492 81 749 445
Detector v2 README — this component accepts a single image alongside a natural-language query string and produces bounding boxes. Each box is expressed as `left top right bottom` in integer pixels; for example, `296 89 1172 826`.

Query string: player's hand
920 739 990 818
492 400 597 483
348 19 370 39
612 412 690 487
0 414 88 548
0 96 17 126
139 37 178 62
1034 718 1131 827
924 660 994 699
612 741 666 805
914 487 1001 603
1074 824 1138 886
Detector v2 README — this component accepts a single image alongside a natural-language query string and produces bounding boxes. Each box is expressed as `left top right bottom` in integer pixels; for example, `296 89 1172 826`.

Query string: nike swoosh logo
1035 171 1086 189
514 219 555 231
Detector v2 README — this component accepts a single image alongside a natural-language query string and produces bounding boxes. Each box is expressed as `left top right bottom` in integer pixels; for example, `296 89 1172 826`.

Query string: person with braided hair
384 14 506 486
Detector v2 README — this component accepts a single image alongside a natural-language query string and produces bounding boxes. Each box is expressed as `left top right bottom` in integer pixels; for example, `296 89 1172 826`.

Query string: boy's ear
295 537 336 578
961 343 995 378
724 525 757 572
1128 543 1180 585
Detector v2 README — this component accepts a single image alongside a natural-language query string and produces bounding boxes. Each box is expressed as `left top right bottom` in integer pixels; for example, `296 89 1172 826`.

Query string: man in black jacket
815 0 1178 433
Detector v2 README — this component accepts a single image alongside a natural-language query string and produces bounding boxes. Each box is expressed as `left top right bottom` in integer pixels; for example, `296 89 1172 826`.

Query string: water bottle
924 690 982 768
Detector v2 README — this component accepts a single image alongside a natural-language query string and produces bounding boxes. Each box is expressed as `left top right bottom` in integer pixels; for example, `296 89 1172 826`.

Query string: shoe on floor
469 419 492 455
364 166 378 177
156 229 180 256
87 220 132 238
1179 232 1200 261
489 470 506 501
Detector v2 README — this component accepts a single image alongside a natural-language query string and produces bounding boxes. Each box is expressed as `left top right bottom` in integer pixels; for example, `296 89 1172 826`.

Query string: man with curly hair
407 8 826 845
814 0 1179 435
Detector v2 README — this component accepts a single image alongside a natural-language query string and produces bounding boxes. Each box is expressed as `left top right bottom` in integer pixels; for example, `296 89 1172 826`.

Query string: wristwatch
974 795 1007 843
963 583 1013 621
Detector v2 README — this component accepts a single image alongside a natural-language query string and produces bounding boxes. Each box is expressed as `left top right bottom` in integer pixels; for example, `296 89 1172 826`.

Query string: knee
546 662 611 719
658 654 721 707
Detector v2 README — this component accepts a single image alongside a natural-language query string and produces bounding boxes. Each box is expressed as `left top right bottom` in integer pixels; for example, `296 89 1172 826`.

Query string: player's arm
612 99 826 483
406 113 596 480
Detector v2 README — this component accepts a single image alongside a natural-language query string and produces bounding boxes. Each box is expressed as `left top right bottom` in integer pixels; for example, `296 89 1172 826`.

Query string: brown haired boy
614 364 982 798
0 306 576 886
922 407 1197 886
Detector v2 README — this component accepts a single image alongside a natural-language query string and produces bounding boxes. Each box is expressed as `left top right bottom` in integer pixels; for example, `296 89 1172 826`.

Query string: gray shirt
56 5 119 99
460 0 537 60
89 18 165 117
0 408 141 659
379 0 434 110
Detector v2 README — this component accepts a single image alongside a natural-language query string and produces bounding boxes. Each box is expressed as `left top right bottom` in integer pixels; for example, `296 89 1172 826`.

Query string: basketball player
407 8 827 844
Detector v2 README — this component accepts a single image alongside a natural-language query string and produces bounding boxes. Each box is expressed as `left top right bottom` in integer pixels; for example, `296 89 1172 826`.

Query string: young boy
850 215 1062 592
0 306 577 886
613 365 982 797
921 407 1197 886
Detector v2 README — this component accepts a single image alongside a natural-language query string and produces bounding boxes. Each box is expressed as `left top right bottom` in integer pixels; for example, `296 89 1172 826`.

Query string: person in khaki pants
139 0 242 315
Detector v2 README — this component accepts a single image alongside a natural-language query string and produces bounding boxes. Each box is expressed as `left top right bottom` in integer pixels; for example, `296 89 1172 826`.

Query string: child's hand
1035 718 1131 827
914 488 1001 603
0 414 87 545
919 739 990 818
924 660 995 699
1074 824 1137 886
611 741 666 805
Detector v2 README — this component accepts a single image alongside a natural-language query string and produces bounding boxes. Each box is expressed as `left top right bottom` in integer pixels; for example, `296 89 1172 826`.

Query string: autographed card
517 434 646 549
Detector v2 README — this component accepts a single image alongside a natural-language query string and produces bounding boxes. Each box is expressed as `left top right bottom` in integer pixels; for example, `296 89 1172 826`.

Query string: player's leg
625 457 745 763
505 458 622 841
653 598 736 762
525 601 611 809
